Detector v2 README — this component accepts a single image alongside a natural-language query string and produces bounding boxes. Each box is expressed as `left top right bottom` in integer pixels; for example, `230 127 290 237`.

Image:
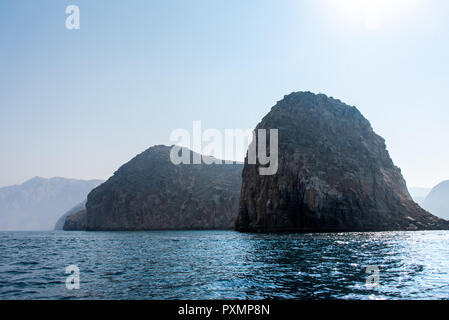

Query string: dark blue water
1 230 449 299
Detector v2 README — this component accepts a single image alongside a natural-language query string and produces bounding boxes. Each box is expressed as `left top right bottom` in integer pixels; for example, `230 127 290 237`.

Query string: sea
1 230 449 300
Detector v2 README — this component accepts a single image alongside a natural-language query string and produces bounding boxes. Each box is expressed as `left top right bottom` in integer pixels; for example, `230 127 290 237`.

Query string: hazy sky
0 0 448 188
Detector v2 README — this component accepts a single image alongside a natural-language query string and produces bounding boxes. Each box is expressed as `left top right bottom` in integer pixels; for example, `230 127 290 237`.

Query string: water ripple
1 230 449 299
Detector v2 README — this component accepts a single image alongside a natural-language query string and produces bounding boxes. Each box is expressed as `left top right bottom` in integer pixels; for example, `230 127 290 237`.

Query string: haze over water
1 230 449 299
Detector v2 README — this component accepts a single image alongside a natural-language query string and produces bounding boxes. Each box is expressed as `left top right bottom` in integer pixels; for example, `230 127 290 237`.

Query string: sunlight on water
1 230 449 299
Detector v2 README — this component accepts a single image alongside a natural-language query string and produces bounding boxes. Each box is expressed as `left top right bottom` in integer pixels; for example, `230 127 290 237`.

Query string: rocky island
63 145 243 230
236 92 449 232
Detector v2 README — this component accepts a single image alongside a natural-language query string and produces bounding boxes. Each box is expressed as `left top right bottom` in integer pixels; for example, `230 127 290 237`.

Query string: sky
0 0 448 189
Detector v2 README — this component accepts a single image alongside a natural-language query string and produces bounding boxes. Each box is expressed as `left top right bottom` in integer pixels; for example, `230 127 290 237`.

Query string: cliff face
63 209 87 230
236 92 449 232
64 145 243 230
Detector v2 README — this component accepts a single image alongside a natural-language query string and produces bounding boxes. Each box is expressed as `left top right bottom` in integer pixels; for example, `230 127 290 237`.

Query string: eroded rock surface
236 92 449 232
63 145 242 230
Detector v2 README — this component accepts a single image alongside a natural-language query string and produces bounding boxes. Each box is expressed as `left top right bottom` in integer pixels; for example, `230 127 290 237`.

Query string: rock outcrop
236 92 449 232
63 209 88 230
63 145 243 230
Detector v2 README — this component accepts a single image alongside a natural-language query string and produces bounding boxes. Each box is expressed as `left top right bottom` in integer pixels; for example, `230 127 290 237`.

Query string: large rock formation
236 92 449 232
422 180 449 220
63 145 243 230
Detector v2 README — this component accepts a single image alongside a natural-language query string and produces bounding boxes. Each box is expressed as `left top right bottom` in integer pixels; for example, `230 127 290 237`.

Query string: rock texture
422 180 449 220
63 145 243 230
236 92 449 232
63 209 88 230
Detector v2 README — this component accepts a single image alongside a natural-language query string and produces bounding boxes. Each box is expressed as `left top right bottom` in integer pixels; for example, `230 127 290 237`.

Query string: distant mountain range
0 177 103 230
422 181 449 220
409 182 449 220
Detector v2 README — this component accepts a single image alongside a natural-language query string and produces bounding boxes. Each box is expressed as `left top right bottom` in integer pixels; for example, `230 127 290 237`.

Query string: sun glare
329 0 428 30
